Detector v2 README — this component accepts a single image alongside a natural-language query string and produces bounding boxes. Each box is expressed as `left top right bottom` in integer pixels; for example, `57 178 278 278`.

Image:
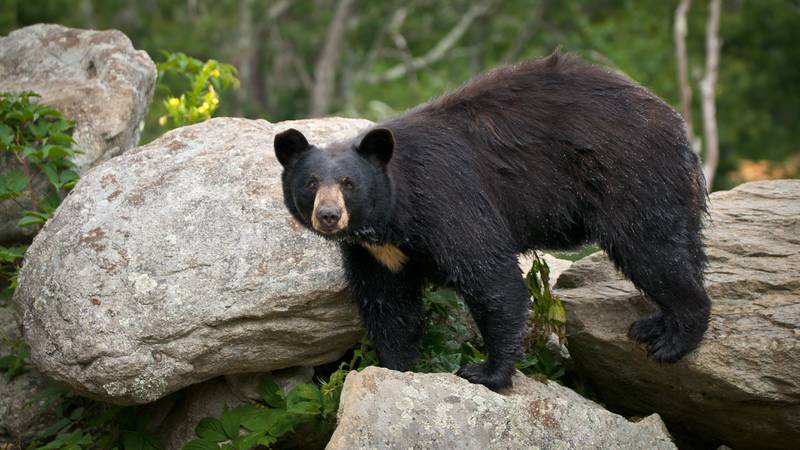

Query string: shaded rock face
328 367 676 450
12 117 371 404
557 180 800 450
0 24 156 241
0 307 55 443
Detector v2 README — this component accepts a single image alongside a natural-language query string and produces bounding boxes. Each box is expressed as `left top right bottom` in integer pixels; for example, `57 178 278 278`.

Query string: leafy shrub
156 52 239 129
185 344 377 450
26 385 161 450
0 91 81 384
0 91 80 229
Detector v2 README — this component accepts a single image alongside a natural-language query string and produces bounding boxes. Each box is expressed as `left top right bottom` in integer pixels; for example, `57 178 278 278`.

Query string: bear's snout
311 183 350 234
316 206 341 231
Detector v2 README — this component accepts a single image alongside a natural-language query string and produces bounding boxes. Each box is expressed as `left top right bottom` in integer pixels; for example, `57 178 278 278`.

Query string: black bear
274 52 711 390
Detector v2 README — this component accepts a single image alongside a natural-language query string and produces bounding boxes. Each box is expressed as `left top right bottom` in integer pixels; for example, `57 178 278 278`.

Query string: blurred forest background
1 0 798 191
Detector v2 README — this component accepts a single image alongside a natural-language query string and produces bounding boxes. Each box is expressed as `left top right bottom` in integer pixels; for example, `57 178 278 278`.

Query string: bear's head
274 127 394 240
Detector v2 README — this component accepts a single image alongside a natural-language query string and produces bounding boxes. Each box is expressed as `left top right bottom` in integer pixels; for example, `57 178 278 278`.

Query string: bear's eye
340 177 354 191
307 178 319 190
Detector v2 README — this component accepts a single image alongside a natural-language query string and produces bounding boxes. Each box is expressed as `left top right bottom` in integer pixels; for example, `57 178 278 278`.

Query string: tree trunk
81 0 95 28
309 0 356 117
701 0 721 190
674 0 695 148
235 0 254 116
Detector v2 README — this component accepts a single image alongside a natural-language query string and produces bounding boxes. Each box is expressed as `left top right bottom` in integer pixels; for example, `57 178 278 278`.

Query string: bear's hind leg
604 234 710 363
454 256 530 390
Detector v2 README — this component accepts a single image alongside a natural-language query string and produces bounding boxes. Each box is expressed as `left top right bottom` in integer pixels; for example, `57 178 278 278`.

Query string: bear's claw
456 362 513 391
629 312 704 363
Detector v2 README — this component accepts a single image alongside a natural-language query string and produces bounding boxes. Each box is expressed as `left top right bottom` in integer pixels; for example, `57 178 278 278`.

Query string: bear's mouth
314 228 348 241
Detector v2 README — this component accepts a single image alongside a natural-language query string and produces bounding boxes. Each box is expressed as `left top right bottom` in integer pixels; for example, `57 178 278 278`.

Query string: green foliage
0 91 79 388
525 253 566 344
520 253 567 381
186 381 322 449
186 343 376 450
319 341 378 409
0 332 29 380
0 243 26 302
19 383 161 450
414 287 484 373
0 91 79 226
156 52 239 129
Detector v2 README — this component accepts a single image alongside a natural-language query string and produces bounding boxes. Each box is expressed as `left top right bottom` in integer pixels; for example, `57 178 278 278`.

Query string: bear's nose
316 206 341 230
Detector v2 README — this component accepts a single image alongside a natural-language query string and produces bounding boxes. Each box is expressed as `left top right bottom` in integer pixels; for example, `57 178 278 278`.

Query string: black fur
275 52 711 391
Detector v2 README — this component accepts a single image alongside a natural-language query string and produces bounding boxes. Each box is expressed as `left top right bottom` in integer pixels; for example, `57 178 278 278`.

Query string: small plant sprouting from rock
519 252 568 380
156 52 239 129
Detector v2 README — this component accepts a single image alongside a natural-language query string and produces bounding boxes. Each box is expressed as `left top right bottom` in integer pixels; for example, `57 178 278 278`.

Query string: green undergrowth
186 254 570 450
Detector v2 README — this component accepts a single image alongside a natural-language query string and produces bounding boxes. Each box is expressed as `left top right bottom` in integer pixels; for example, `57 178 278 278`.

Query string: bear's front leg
453 256 530 390
340 242 425 371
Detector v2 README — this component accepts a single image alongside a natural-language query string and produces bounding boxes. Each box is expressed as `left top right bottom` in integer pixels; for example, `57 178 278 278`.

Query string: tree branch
366 1 492 84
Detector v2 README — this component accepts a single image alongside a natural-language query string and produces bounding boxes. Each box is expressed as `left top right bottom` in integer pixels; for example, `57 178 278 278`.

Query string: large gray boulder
328 367 676 450
557 180 800 450
0 24 156 241
13 117 371 404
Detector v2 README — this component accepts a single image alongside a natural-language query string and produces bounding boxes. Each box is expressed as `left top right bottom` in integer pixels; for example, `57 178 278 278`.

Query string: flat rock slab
327 367 675 450
556 180 800 449
13 117 371 404
0 24 156 241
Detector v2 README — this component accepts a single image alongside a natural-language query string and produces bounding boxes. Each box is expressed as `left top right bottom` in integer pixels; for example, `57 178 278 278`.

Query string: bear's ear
274 128 310 167
357 128 394 167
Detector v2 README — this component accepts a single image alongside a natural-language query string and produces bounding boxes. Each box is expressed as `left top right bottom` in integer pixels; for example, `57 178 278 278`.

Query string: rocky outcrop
0 24 156 241
557 180 800 449
13 117 371 404
327 367 676 450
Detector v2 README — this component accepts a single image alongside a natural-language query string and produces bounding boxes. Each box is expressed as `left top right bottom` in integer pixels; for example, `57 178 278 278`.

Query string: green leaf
41 162 59 188
0 169 28 200
0 123 14 147
0 245 26 262
230 430 266 450
195 417 227 442
68 407 84 421
240 408 301 438
220 406 242 439
17 210 49 228
47 132 75 145
59 169 79 189
123 430 146 450
122 430 162 450
27 120 51 139
285 383 323 416
259 377 285 408
36 417 73 439
182 439 219 450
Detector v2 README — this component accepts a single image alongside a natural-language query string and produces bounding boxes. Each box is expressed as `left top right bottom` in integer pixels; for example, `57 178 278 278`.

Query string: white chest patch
362 243 408 273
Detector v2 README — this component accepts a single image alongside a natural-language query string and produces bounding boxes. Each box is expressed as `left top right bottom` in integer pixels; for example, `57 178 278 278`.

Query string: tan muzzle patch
312 184 349 233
